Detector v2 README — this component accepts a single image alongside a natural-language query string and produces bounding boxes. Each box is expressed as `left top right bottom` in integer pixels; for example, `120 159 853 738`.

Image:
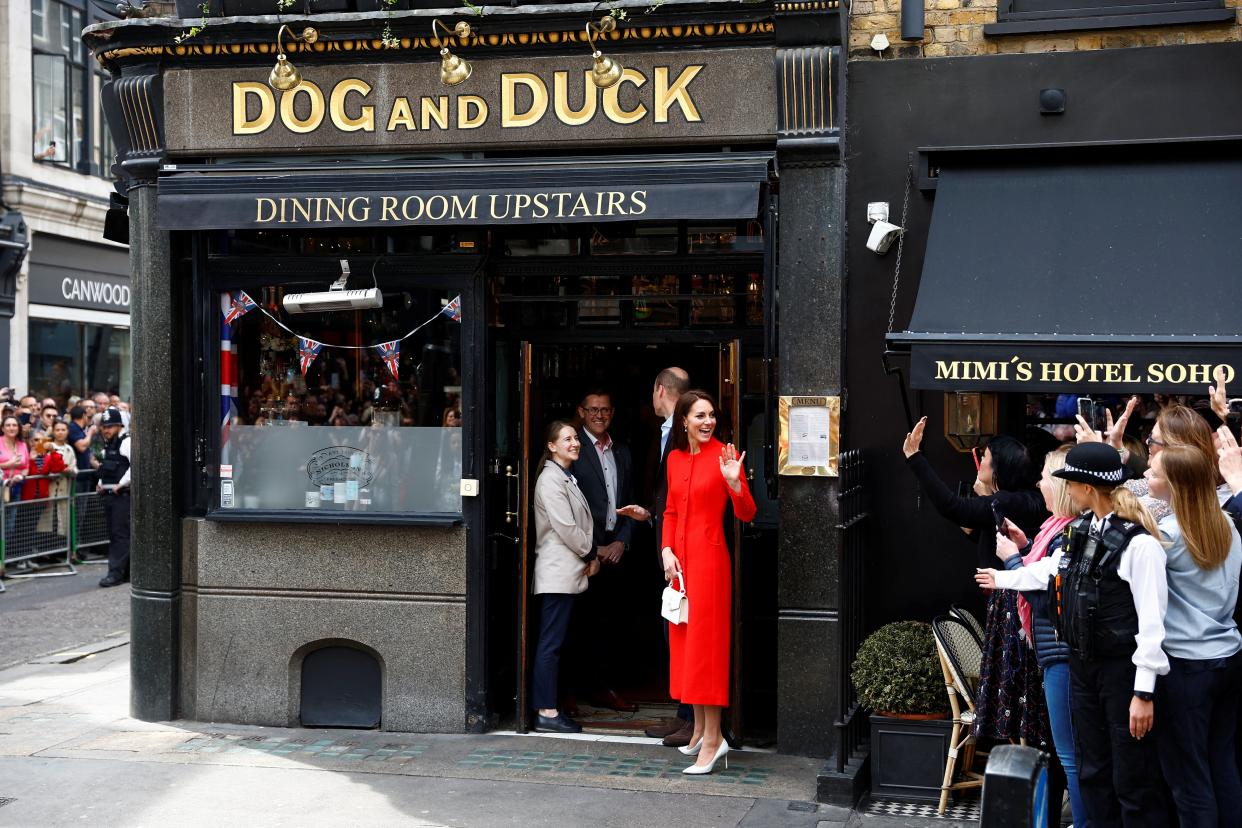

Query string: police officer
1054 445 1171 827
96 407 130 588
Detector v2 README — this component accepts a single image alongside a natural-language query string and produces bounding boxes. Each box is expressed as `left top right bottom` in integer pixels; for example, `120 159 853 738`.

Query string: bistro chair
948 603 985 651
931 614 986 815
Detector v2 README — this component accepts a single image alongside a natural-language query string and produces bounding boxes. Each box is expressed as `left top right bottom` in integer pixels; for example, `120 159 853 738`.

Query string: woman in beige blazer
531 420 599 733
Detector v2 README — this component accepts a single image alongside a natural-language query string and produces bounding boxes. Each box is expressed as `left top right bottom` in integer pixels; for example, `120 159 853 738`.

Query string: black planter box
868 714 954 803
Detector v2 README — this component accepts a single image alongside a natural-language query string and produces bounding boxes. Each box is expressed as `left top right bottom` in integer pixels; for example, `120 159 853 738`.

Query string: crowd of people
527 367 755 775
905 373 1242 827
0 387 132 588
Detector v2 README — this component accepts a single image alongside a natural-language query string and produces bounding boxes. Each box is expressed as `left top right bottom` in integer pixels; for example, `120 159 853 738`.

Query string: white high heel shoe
678 738 703 756
682 739 729 775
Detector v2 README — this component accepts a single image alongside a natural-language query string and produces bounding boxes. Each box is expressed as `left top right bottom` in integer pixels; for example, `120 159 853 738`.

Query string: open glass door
487 340 534 731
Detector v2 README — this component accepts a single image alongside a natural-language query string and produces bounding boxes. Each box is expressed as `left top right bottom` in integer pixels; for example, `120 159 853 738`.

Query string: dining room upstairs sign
162 48 777 155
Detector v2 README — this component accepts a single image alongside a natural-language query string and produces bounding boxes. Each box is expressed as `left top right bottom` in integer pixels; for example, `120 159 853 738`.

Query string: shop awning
887 156 1242 393
157 153 772 230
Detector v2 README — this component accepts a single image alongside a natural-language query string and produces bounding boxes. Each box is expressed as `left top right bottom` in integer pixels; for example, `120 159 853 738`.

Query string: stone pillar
126 178 181 722
776 153 844 760
770 10 856 800
106 57 181 721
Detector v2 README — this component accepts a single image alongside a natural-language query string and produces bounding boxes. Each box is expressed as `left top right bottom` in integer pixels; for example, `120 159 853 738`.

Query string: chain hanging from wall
882 153 916 432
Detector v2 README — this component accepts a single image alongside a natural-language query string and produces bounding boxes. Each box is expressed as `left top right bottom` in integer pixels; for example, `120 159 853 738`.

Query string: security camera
283 259 384 314
866 220 903 255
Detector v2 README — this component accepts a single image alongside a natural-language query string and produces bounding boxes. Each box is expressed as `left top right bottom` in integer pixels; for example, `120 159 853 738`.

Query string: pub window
31 0 117 175
990 0 1233 33
220 285 463 516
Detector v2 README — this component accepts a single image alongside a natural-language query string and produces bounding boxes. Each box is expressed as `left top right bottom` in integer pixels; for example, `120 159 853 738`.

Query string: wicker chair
949 603 985 650
931 615 986 815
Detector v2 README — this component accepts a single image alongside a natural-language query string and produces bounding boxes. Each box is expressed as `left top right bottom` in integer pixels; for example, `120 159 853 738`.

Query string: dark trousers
531 593 576 711
1070 653 1168 828
1157 653 1242 828
103 490 130 580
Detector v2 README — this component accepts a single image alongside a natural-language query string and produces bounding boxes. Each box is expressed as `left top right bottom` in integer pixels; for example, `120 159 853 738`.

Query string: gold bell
590 51 623 88
269 53 301 92
439 48 472 86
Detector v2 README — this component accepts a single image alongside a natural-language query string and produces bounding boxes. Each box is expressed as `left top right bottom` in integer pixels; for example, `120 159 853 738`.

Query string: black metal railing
834 449 868 774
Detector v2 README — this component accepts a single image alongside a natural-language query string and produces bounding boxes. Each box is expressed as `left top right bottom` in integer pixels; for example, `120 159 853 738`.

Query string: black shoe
98 574 124 588
533 713 582 734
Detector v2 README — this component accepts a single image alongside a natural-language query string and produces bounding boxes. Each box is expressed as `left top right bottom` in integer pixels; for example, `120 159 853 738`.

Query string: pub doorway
481 219 779 745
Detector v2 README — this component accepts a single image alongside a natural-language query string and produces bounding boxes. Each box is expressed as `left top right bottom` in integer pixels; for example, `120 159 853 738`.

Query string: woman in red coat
660 389 756 775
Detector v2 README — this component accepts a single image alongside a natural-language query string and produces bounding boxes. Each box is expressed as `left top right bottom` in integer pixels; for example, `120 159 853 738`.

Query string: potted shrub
852 620 953 802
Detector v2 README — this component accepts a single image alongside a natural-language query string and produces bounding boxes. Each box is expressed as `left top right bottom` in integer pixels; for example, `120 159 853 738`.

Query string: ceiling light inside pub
269 25 319 92
283 259 383 314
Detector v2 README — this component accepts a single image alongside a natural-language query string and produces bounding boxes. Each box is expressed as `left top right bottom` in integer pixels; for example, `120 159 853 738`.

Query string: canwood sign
163 48 776 154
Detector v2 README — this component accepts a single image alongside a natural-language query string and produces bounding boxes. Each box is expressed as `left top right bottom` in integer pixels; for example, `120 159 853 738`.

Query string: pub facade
85 0 856 797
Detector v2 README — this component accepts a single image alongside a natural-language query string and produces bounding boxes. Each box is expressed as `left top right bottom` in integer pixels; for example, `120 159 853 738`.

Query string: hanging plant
174 1 213 43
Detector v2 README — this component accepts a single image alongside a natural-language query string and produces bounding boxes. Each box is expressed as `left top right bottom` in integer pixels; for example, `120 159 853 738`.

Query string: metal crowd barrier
0 470 110 583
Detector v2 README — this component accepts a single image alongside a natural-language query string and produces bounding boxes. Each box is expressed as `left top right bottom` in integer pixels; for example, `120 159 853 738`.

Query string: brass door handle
504 464 518 524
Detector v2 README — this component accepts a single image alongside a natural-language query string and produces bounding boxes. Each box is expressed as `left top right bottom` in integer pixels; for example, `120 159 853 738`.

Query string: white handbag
661 570 688 625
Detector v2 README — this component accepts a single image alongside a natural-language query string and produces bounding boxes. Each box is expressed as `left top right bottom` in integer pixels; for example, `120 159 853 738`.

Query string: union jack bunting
220 293 240 464
375 340 400 380
222 290 258 326
298 338 322 377
442 294 462 322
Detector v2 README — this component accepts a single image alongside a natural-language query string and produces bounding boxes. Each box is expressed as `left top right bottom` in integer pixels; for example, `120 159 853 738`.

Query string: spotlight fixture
433 19 474 86
585 14 622 88
269 24 319 92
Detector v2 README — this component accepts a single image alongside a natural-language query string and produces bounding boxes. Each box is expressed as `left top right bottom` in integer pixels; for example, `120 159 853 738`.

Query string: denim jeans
1044 660 1089 826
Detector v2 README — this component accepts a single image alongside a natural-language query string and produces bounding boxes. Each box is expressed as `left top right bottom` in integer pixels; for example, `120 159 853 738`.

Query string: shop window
220 286 463 516
688 222 764 254
589 224 678 256
31 0 116 175
632 274 680 327
690 273 737 326
29 319 131 404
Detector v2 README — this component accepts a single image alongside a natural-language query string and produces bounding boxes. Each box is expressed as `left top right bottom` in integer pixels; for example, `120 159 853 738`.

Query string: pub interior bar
84 0 854 798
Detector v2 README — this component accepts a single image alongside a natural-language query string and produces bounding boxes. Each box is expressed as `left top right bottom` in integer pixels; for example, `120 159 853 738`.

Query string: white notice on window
789 405 832 466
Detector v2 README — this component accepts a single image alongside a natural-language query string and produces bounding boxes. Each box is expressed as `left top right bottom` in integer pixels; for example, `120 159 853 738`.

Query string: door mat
576 703 673 735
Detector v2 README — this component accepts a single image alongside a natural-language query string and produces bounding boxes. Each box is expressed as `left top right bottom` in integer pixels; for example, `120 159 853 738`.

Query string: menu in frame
778 395 841 477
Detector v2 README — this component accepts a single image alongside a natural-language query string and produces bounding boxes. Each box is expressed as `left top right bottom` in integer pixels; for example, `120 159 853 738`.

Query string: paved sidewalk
0 642 975 827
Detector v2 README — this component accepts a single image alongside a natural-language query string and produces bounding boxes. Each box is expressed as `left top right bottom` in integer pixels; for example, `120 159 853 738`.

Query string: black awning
157 153 772 231
888 156 1242 393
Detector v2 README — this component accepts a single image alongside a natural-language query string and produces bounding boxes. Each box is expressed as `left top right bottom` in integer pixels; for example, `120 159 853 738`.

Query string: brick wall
848 0 1242 59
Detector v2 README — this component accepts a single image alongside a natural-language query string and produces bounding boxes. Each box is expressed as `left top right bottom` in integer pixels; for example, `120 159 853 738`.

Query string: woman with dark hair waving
902 418 1051 748
1145 445 1242 826
661 390 756 775
530 420 601 734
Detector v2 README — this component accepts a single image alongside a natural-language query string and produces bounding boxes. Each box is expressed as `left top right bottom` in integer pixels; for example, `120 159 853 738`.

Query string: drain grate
787 801 817 812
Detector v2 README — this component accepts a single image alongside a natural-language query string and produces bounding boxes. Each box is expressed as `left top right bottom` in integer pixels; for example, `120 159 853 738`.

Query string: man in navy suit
568 388 638 713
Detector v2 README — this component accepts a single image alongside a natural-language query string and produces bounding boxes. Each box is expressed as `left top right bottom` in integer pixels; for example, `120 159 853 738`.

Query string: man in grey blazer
568 389 638 713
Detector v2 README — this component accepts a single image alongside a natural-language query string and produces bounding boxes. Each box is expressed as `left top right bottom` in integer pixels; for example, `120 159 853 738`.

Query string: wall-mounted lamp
269 25 319 92
433 19 474 86
586 14 623 88
944 391 998 452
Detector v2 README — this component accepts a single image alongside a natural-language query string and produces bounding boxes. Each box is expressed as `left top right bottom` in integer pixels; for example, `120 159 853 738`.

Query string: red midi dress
662 438 757 707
